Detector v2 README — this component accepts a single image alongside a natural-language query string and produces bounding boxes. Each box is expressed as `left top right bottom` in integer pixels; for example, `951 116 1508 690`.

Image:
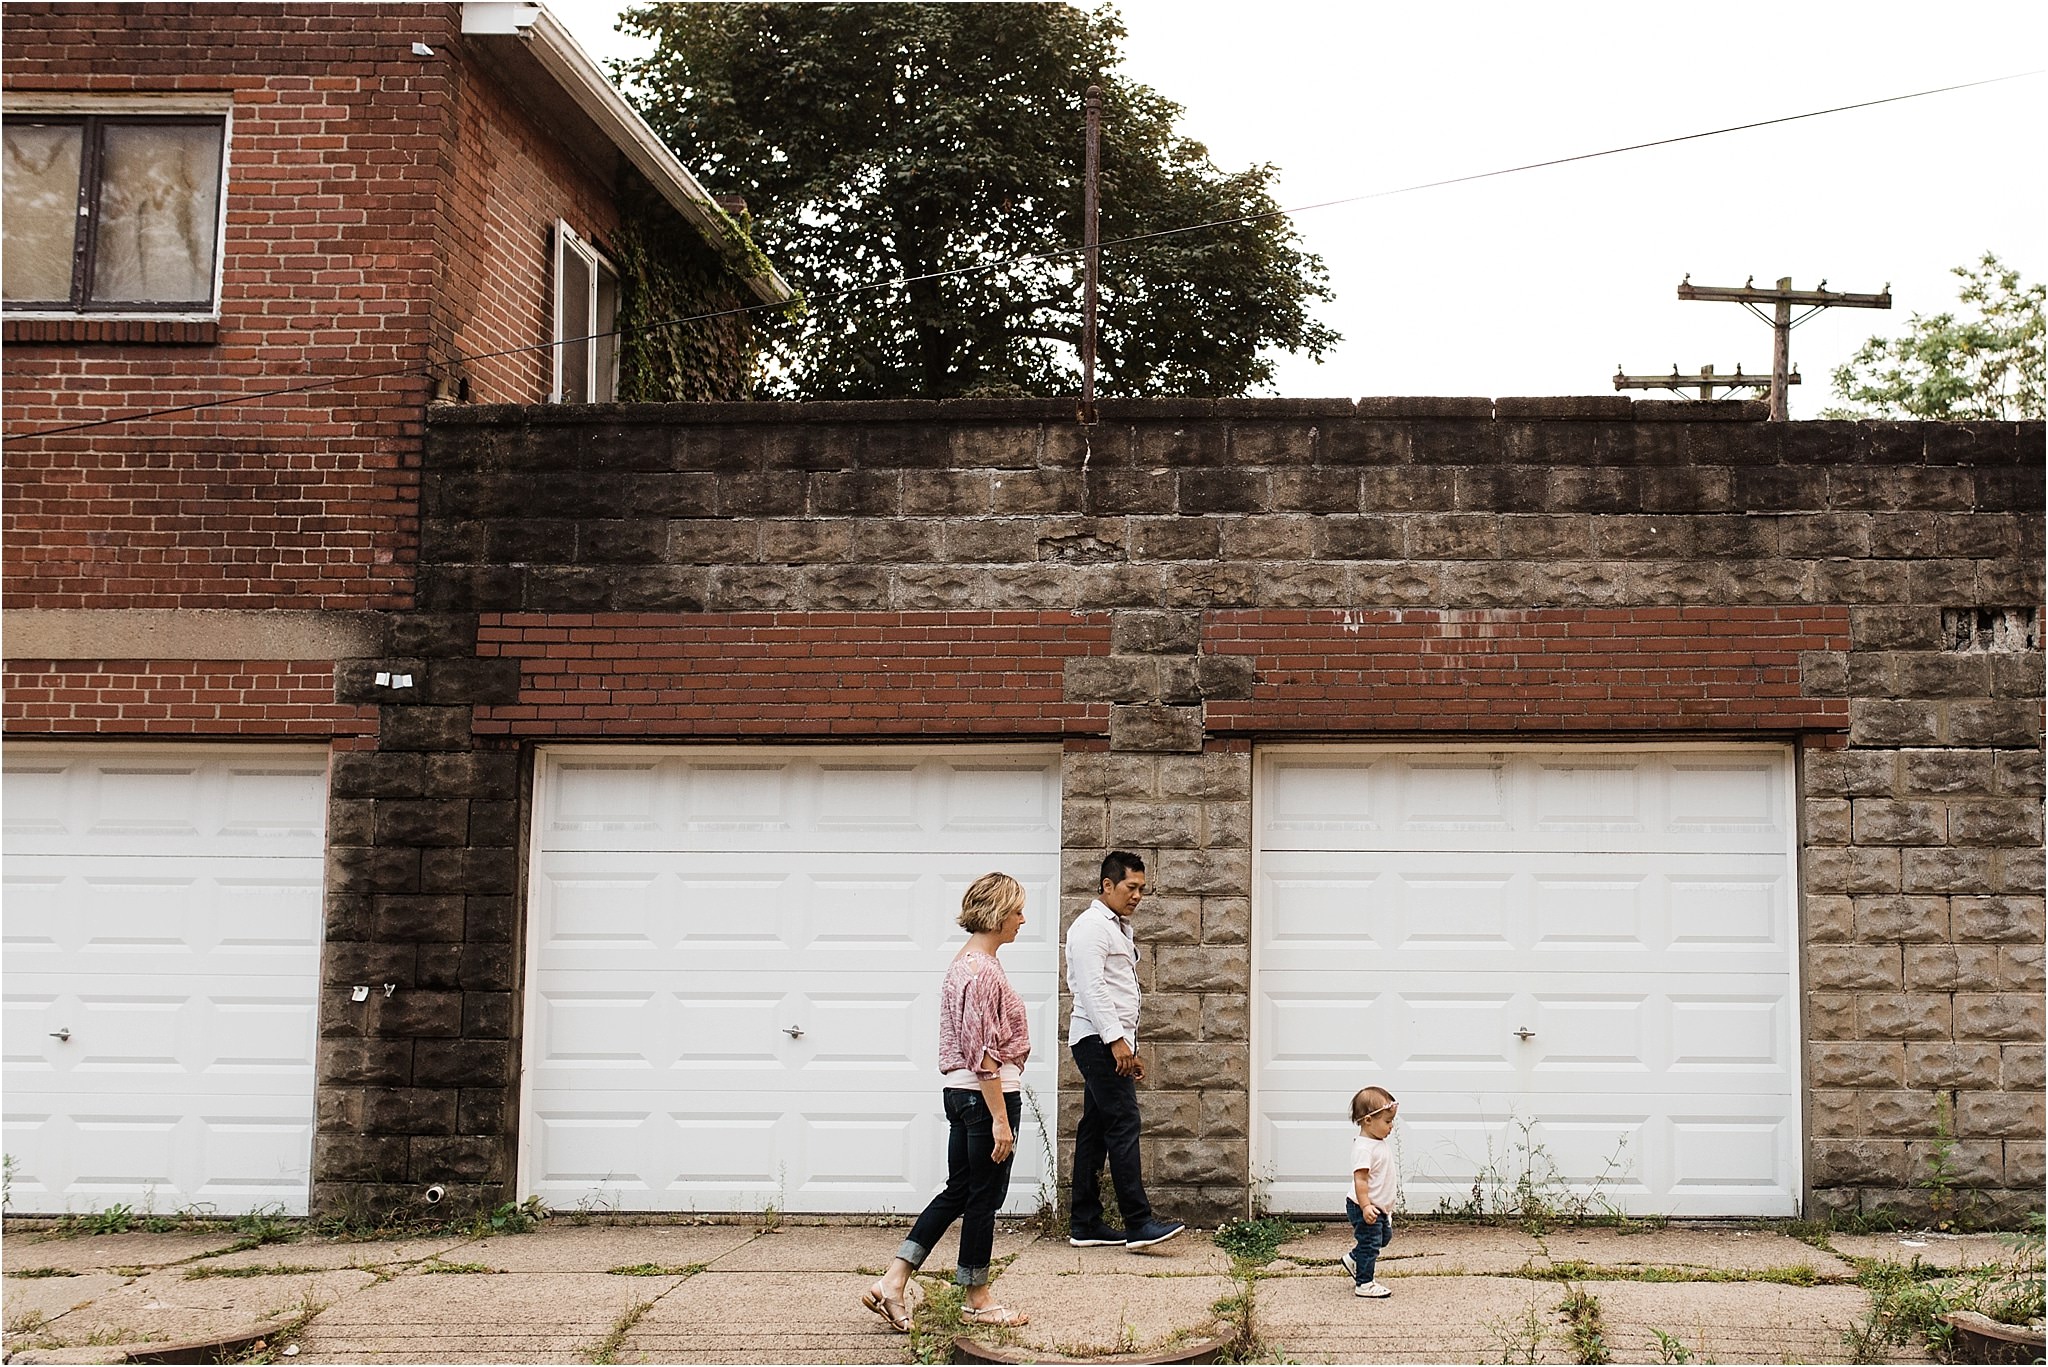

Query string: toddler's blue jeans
1344 1197 1393 1284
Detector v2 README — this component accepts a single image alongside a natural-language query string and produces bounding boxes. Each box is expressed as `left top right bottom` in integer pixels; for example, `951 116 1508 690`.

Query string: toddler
1341 1085 1398 1298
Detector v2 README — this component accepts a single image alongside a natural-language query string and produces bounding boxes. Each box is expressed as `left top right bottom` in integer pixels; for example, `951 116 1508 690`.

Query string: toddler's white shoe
1341 1251 1357 1277
1354 1279 1391 1298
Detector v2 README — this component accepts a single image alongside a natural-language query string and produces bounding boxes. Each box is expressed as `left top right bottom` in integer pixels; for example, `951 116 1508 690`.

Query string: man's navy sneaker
1124 1218 1185 1250
1068 1223 1126 1247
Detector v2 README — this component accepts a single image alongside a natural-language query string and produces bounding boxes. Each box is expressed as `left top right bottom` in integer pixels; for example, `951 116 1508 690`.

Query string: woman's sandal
860 1285 912 1332
960 1303 1030 1328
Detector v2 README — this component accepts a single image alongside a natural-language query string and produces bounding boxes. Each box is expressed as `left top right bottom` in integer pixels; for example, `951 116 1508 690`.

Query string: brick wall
472 610 1111 734
1 2 458 611
2 659 375 738
0 2 666 615
376 398 2040 1225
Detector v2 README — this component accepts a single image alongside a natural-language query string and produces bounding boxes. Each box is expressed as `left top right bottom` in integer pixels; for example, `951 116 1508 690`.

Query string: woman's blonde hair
958 872 1025 933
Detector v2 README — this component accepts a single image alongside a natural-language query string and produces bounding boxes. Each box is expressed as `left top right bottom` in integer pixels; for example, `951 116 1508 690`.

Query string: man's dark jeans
1069 1035 1151 1231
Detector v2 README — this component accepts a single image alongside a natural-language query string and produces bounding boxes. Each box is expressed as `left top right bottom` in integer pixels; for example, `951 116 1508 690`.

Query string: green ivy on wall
611 176 763 402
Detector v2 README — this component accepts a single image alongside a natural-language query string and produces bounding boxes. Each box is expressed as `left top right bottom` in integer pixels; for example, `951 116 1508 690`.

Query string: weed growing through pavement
1505 1259 1826 1287
908 1275 967 1365
755 1165 787 1234
568 1183 622 1227
1556 1284 1613 1365
1650 1327 1696 1363
1482 1296 1550 1365
216 1289 328 1365
586 1298 655 1366
1919 1092 1977 1233
472 1196 548 1236
607 1262 707 1277
421 1259 500 1274
1020 1082 1067 1235
6 1267 80 1279
184 1264 325 1279
1207 1217 1307 1363
1842 1217 2046 1363
1432 1116 1643 1233
1215 1216 1308 1267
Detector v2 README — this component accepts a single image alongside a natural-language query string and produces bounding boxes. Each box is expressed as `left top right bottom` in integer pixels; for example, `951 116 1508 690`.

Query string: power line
11 69 2039 442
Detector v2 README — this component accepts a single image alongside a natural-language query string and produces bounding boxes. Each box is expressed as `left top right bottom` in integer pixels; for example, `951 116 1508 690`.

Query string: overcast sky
551 1 2045 417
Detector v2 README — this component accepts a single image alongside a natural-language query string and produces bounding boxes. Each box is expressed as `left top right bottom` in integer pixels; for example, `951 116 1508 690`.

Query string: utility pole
1080 84 1101 425
1676 276 1889 421
1614 362 1796 402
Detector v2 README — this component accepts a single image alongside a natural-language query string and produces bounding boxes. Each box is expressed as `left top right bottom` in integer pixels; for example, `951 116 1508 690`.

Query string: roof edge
461 1 795 307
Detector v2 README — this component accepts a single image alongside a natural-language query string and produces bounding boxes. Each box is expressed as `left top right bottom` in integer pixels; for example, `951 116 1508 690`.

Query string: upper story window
3 113 228 316
554 220 619 403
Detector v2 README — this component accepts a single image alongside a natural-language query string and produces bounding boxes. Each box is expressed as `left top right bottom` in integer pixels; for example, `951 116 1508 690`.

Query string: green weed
586 1299 654 1366
1215 1216 1307 1267
607 1262 706 1277
421 1259 499 1275
6 1267 79 1278
1649 1327 1694 1364
183 1264 325 1280
1556 1284 1613 1364
1431 1116 1642 1233
1482 1296 1549 1364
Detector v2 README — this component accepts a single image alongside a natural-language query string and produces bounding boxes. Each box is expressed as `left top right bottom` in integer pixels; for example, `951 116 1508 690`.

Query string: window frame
552 219 620 404
3 108 232 320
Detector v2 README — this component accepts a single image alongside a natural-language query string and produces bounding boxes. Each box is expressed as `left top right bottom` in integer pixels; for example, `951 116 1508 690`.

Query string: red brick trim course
476 611 1112 736
3 660 376 739
1203 607 1851 731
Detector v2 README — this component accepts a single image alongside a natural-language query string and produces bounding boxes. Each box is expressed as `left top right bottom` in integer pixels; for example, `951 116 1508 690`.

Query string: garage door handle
1513 1027 1534 1041
50 1028 71 1042
784 1025 804 1039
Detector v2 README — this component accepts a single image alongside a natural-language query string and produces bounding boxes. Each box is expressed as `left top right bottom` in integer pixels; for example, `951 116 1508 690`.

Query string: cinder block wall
337 396 2045 1224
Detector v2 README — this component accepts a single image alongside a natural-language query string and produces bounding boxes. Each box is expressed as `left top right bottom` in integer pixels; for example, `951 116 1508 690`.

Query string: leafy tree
617 3 1337 399
1825 253 2044 420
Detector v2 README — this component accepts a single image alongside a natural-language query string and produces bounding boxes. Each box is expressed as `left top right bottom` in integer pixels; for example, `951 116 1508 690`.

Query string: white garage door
1254 744 1801 1218
3 745 327 1216
522 745 1062 1214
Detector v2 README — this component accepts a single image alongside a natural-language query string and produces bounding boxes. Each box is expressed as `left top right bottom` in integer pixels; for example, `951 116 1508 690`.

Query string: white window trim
2 99 233 322
550 219 618 403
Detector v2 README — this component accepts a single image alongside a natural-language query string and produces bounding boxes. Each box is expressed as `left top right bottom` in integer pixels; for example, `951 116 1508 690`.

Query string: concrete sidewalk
2 1217 2004 1364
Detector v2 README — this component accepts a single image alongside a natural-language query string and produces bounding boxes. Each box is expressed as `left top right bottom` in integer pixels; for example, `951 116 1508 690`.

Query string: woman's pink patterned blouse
937 949 1031 1080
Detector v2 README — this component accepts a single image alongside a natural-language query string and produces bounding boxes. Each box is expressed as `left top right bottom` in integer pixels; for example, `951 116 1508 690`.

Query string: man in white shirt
1064 851 1184 1250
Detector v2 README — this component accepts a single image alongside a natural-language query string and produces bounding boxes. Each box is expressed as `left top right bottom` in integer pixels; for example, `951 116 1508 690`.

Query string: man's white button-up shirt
1066 898 1141 1049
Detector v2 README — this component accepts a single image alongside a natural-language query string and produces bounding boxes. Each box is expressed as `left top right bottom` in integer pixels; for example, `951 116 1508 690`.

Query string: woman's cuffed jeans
896 1088 1021 1286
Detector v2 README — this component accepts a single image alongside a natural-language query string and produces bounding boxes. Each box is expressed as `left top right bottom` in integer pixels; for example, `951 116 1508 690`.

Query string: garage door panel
542 752 1059 853
5 861 321 971
2 746 325 1216
1259 857 1789 973
1255 744 1800 1218
5 753 327 857
536 858 1061 961
524 745 1060 1213
2 1104 314 1212
1260 752 1789 854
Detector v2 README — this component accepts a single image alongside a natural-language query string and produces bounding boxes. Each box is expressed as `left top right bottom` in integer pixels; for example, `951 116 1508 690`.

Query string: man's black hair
1100 850 1146 887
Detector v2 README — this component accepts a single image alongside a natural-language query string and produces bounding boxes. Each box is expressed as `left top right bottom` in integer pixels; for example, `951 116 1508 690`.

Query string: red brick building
2 1 788 1215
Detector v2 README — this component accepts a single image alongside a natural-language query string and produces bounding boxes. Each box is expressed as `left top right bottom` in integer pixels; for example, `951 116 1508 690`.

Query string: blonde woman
861 872 1033 1331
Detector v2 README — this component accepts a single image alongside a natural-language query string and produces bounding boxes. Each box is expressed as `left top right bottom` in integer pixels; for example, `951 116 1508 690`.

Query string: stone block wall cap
1495 396 1637 420
1631 399 1771 422
1352 396 1495 419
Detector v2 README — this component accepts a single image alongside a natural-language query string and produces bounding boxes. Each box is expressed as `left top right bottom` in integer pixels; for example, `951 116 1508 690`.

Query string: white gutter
462 1 795 306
